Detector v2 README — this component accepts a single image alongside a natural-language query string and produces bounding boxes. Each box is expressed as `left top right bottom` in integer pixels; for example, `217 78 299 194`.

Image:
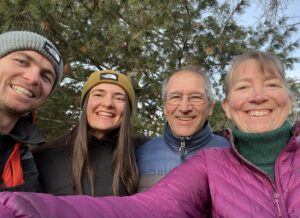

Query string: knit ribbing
233 121 292 180
0 31 63 91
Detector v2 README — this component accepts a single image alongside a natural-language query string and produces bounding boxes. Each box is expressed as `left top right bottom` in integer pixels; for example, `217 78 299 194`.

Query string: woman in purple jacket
0 50 299 217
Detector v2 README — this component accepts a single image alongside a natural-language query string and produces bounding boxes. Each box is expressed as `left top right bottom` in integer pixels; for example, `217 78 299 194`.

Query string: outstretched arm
0 151 210 218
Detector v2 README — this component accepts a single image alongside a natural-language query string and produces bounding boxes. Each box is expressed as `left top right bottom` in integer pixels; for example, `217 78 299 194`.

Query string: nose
101 95 114 108
248 86 268 103
178 96 193 112
23 67 40 86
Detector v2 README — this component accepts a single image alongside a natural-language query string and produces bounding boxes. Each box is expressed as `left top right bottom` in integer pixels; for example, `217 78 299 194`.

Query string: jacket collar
163 120 213 153
224 120 300 154
7 112 45 145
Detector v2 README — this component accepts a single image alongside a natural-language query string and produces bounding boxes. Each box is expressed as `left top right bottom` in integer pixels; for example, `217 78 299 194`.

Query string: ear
222 99 232 120
163 105 167 116
288 93 294 115
207 101 214 116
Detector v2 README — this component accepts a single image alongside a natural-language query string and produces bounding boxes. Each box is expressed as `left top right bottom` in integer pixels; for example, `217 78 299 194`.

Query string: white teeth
178 117 193 121
96 112 114 117
11 85 33 97
249 110 269 117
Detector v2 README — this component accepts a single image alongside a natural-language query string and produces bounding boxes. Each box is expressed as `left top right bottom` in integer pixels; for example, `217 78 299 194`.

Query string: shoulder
33 135 73 165
132 134 150 150
135 136 165 154
33 131 74 154
190 146 232 162
210 134 230 147
186 147 234 172
33 139 73 183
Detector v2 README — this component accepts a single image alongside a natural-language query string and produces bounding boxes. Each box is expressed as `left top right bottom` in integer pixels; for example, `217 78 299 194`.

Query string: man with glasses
136 65 229 192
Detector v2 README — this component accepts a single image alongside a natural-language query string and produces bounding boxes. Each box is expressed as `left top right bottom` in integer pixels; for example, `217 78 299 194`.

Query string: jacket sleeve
0 151 210 218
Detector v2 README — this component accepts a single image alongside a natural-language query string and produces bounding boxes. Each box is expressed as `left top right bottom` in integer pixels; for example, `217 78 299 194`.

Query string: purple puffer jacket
1 121 300 218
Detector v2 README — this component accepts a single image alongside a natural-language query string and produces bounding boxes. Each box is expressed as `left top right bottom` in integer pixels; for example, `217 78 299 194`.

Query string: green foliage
0 0 299 138
287 77 300 121
208 101 233 131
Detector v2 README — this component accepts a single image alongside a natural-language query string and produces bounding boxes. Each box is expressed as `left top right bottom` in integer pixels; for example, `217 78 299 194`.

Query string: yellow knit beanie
80 70 136 111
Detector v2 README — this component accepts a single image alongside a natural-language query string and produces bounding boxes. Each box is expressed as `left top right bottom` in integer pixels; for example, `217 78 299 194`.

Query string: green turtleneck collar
233 121 292 180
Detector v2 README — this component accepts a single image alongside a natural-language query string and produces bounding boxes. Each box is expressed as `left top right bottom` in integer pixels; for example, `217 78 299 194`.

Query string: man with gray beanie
0 30 63 191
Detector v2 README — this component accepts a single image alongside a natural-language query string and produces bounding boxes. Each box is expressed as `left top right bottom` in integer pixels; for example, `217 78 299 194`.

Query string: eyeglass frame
166 92 208 106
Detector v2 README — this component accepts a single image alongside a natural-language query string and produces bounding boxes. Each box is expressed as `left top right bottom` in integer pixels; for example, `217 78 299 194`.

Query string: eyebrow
168 91 206 96
13 51 56 78
91 89 126 96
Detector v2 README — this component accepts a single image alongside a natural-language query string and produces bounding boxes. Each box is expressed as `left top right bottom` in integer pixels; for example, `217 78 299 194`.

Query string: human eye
13 57 29 66
265 80 282 88
233 83 250 91
91 91 104 97
114 94 126 102
168 94 182 102
41 71 55 84
190 95 206 103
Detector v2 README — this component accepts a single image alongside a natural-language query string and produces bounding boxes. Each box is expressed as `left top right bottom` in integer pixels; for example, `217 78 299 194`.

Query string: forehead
167 70 206 93
7 50 49 61
90 83 125 93
231 59 283 82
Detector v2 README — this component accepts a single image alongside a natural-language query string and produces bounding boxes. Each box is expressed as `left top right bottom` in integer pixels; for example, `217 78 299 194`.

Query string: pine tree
0 0 298 138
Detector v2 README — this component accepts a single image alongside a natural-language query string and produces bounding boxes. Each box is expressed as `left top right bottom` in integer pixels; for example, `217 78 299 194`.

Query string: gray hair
224 50 297 120
161 65 214 106
224 50 289 98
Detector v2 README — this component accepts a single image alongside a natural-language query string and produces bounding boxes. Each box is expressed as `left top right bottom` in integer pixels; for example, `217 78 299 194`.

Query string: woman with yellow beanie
33 70 140 196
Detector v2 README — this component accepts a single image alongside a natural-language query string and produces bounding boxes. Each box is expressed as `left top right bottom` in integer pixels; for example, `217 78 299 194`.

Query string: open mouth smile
11 85 34 98
248 110 270 117
96 111 115 117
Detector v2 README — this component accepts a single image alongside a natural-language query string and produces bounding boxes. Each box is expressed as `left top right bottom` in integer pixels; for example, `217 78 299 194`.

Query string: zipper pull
274 192 282 217
179 139 187 162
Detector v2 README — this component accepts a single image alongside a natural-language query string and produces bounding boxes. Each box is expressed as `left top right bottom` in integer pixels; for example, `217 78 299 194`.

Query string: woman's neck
233 121 292 179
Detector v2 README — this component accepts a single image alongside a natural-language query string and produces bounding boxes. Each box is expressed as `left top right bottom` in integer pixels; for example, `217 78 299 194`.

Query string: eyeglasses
166 94 207 106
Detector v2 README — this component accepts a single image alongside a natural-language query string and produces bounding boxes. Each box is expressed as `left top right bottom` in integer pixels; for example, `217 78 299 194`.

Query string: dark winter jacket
33 129 128 196
136 121 229 191
1 121 299 217
0 113 44 192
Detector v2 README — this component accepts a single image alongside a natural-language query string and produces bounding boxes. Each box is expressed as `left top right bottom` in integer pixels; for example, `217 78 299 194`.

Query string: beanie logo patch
43 41 61 65
100 73 118 81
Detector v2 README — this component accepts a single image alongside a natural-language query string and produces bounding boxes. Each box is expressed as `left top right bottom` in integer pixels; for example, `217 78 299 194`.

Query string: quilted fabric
0 122 299 218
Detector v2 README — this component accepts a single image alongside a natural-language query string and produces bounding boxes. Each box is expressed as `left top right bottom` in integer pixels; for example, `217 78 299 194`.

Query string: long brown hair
72 92 138 196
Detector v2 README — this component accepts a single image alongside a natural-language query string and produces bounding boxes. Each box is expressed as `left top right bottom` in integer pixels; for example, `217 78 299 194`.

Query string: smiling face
87 83 126 138
222 59 292 133
0 50 55 117
164 70 213 137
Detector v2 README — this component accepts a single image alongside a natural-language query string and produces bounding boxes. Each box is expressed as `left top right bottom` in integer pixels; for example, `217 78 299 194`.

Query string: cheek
163 106 174 123
86 107 93 124
42 83 53 98
86 98 100 111
227 95 245 112
116 104 126 117
86 101 97 120
277 94 293 115
276 92 291 107
164 105 177 116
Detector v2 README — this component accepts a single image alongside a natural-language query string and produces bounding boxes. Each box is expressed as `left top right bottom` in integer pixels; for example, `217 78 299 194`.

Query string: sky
238 0 300 79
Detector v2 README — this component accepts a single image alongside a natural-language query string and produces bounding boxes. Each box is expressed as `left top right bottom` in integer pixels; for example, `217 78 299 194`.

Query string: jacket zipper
230 137 288 217
179 138 187 162
274 192 282 217
273 147 289 218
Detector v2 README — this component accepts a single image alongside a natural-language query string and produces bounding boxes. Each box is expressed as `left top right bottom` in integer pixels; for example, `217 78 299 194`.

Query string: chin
245 126 276 133
175 131 194 137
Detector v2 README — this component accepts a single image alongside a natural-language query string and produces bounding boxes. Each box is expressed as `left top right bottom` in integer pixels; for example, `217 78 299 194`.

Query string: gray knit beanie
0 31 63 91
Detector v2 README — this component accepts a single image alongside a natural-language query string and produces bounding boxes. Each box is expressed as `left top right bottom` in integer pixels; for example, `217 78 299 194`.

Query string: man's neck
0 113 19 134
